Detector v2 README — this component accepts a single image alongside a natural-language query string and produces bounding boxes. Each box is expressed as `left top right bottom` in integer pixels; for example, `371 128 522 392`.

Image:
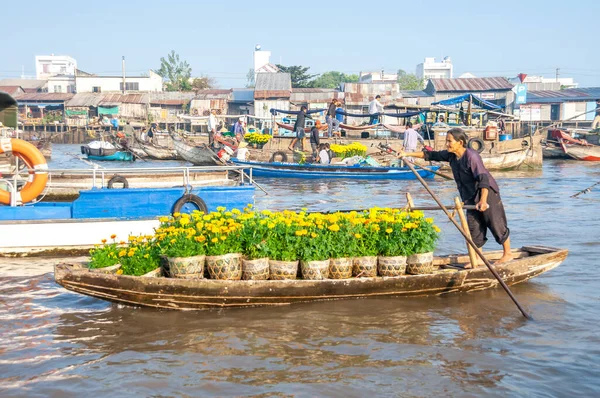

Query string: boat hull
233 160 438 180
87 151 134 161
54 246 567 310
564 145 600 161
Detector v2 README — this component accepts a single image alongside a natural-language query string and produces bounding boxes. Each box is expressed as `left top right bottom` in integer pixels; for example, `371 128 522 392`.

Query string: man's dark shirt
294 110 310 130
424 148 499 204
327 102 336 118
309 127 320 145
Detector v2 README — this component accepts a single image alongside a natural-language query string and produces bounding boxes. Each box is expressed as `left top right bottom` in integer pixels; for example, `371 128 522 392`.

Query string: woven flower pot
352 256 377 277
242 257 270 280
329 258 352 279
301 259 330 280
377 255 407 277
89 263 122 274
167 255 205 279
406 252 435 275
141 267 163 278
269 259 299 280
206 253 242 280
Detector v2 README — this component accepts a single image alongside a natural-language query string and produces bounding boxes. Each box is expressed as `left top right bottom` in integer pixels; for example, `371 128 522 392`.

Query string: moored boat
54 245 567 310
552 129 600 161
81 140 134 161
134 134 180 160
170 132 221 166
231 159 439 180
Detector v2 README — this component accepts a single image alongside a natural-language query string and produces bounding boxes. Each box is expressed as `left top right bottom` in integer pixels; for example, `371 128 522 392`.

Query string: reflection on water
1 150 599 396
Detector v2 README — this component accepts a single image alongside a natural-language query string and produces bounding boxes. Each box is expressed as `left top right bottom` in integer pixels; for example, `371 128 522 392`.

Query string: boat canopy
270 108 425 119
432 94 503 110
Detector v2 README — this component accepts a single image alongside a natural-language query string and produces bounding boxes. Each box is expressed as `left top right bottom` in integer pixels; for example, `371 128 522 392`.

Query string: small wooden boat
232 159 439 180
480 148 529 170
81 141 134 162
54 246 567 310
553 129 600 161
171 132 221 166
134 135 180 160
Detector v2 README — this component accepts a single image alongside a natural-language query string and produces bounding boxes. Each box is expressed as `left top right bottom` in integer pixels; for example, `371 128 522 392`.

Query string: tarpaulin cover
432 94 503 110
65 109 88 116
98 106 119 115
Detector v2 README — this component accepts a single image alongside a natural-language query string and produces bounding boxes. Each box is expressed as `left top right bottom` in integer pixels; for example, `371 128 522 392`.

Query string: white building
75 70 163 93
416 57 453 80
358 70 398 83
508 75 578 90
253 45 279 83
36 55 78 93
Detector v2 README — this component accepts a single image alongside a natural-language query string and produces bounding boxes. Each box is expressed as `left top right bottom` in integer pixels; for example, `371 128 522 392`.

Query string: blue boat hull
0 185 255 221
232 160 438 180
87 151 134 161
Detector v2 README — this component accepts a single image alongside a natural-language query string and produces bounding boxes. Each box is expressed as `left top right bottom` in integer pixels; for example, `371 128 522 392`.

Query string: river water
1 144 599 396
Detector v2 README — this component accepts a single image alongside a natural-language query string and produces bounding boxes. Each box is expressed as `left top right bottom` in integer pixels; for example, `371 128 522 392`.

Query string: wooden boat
81 141 134 162
480 148 529 170
134 135 180 160
553 129 600 161
541 140 570 159
170 132 221 166
53 245 567 310
232 159 439 180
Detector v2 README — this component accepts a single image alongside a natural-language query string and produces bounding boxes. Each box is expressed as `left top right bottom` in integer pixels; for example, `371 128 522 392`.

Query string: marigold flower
211 237 218 243
386 228 393 234
101 239 107 244
110 234 117 239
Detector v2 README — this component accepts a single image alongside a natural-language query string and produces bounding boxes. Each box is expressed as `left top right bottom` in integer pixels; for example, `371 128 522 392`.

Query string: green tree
191 76 216 93
276 65 317 88
157 50 192 92
397 69 424 90
246 68 255 88
310 71 359 88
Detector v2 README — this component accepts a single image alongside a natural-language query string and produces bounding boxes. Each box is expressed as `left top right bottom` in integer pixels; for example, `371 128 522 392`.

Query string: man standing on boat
208 109 218 148
368 95 384 125
592 99 600 130
326 99 341 137
402 122 425 162
288 106 311 151
400 128 513 265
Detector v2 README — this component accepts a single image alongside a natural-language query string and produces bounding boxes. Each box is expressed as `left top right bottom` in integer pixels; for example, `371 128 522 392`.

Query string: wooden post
455 197 478 268
406 192 415 209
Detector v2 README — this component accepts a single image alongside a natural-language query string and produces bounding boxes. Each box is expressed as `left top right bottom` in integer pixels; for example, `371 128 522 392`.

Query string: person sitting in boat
316 143 330 164
309 124 320 159
288 105 311 151
400 127 513 265
235 141 249 161
233 117 246 143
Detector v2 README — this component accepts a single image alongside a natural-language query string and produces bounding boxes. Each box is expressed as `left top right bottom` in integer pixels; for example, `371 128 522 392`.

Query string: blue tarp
432 94 503 110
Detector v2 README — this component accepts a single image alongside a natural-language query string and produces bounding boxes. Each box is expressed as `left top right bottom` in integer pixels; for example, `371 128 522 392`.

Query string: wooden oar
571 181 600 198
400 156 533 320
380 144 454 180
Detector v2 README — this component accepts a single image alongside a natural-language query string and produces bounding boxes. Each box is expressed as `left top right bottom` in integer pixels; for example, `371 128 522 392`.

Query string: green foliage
276 64 317 88
156 214 206 258
397 69 424 90
118 238 161 276
89 236 121 268
246 68 255 88
310 71 359 88
191 76 215 93
238 213 270 259
157 50 192 92
403 216 440 254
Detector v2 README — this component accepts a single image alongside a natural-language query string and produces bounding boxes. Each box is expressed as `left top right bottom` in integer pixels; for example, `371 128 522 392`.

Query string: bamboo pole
455 197 478 269
400 156 532 320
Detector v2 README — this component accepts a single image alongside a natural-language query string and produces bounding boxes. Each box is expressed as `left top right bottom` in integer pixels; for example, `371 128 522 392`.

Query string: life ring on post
0 138 48 205
172 194 208 214
467 137 485 153
107 175 129 189
269 151 288 163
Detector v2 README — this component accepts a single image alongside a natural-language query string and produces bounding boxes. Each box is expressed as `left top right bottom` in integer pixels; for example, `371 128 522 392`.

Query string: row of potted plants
330 142 367 158
89 206 441 279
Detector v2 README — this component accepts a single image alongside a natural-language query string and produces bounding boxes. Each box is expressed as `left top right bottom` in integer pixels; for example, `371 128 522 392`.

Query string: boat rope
571 181 600 198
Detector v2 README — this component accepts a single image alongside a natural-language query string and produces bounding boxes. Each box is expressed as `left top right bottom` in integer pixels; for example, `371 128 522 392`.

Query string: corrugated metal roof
100 93 147 105
255 73 291 91
194 89 232 100
66 93 104 107
0 79 47 89
528 87 600 103
291 89 342 104
399 90 430 98
428 77 512 92
231 88 254 103
148 92 195 105
0 86 24 96
14 92 74 102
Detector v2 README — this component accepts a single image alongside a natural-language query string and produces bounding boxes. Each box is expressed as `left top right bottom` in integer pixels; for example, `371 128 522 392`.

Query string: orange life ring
0 138 48 205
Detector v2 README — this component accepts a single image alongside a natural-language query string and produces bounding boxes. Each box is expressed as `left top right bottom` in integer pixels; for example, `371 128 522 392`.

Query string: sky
1 0 598 88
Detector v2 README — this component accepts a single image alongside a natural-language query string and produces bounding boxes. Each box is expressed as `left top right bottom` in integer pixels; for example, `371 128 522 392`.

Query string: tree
276 65 317 88
191 76 216 93
397 69 424 90
246 68 255 88
310 71 359 88
157 50 192 92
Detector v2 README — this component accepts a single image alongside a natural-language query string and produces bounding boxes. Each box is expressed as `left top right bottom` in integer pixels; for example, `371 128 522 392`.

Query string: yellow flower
101 239 107 244
311 232 317 238
116 269 123 275
354 233 362 239
173 212 181 218
328 224 340 232
217 206 226 212
211 237 218 243
386 228 393 234
433 225 441 233
267 222 275 229
179 218 190 226
110 234 117 239
159 216 170 223
118 249 127 257
220 236 227 241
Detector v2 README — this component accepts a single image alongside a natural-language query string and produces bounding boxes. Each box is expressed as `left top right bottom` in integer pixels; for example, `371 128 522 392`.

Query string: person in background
309 124 320 159
147 123 158 144
233 116 246 143
110 115 119 129
402 121 425 153
288 105 311 151
326 98 341 138
592 100 600 129
368 95 384 125
235 141 249 161
400 128 513 265
123 120 134 137
208 109 218 148
498 118 506 133
316 143 330 164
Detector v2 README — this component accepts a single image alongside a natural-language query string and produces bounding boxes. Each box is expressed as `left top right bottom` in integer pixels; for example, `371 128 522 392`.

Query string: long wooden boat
232 159 439 180
552 129 600 161
480 148 529 170
134 135 180 160
54 245 567 310
171 132 221 166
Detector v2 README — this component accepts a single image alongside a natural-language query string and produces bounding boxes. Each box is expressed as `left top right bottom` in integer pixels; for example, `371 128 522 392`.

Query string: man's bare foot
495 254 514 264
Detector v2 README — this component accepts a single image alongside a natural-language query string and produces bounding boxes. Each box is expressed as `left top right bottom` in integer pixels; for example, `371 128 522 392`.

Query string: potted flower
89 235 122 273
324 213 354 279
238 211 270 280
244 132 271 149
203 208 243 280
403 213 440 275
376 210 409 277
264 210 301 280
118 235 162 277
297 213 331 280
347 212 379 277
155 213 206 279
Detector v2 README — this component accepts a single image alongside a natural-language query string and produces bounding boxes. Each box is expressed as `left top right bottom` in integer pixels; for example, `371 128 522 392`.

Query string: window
43 64 49 73
92 86 102 93
120 82 140 91
54 85 62 93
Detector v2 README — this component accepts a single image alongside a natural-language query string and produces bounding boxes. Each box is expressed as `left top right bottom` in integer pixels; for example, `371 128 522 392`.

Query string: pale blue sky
1 0 597 88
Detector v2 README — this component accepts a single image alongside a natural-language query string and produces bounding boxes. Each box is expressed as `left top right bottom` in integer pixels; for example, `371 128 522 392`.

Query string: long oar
400 156 532 320
381 145 454 180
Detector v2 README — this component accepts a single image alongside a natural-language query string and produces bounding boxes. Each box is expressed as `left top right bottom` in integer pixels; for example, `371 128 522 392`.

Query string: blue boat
87 151 135 161
231 159 439 180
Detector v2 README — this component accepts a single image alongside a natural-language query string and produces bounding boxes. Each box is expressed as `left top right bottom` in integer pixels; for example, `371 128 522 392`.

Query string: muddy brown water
1 145 599 396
